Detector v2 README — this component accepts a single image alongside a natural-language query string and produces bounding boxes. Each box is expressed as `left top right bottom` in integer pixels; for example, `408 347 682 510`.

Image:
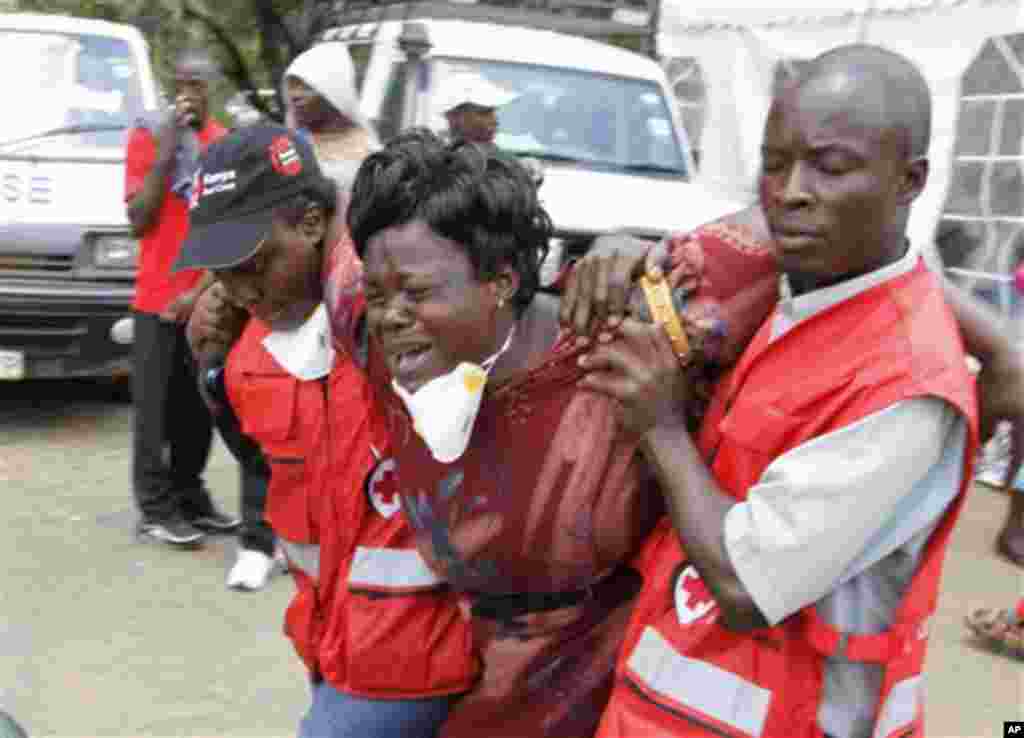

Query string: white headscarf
283 43 380 188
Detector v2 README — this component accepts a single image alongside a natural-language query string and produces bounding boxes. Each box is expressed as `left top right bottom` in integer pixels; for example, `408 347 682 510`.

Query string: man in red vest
175 124 477 737
581 45 978 738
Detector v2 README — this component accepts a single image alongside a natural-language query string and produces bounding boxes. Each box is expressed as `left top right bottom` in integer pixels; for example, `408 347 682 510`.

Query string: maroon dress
375 330 661 738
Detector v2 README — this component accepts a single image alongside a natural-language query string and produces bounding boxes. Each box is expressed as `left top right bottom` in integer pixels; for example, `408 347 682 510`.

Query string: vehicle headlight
93 235 139 269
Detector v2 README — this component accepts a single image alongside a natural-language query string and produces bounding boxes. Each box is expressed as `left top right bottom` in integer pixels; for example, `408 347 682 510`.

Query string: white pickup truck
0 13 158 380
321 1 740 272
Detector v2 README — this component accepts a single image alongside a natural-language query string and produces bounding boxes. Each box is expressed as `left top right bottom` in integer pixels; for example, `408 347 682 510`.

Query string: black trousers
131 311 214 521
213 396 276 556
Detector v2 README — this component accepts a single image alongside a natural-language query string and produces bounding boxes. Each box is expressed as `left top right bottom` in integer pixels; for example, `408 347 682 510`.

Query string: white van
0 13 158 380
321 3 740 269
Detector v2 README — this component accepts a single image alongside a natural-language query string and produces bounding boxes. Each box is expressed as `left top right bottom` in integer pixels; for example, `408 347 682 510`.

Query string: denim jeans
298 680 455 738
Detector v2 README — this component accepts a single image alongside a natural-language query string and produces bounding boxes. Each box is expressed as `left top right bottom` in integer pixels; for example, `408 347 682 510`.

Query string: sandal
965 606 1024 657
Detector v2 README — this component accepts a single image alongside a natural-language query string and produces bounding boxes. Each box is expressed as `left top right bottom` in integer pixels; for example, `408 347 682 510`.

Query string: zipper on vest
623 675 742 738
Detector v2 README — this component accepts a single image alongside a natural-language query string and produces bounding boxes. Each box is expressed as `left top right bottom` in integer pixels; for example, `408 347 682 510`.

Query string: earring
498 297 506 310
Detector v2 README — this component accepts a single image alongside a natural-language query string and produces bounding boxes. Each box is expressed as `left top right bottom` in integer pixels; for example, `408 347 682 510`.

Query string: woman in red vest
175 124 476 738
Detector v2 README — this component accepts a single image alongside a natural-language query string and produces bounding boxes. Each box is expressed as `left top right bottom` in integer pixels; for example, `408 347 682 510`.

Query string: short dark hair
347 129 552 313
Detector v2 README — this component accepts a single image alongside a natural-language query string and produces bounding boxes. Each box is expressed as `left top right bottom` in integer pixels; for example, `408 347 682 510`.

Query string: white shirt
714 249 967 738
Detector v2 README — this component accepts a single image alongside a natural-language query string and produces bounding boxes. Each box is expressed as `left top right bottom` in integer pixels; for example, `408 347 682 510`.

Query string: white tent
659 0 1023 292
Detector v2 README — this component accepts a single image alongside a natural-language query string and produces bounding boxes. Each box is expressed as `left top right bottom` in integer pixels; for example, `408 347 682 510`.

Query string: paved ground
0 380 307 737
0 378 1021 737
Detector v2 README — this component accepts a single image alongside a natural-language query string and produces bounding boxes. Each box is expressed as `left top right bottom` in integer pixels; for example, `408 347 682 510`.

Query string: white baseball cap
437 72 520 114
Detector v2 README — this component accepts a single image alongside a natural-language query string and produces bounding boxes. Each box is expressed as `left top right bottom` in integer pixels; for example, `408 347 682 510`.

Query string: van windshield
0 30 145 149
428 57 689 177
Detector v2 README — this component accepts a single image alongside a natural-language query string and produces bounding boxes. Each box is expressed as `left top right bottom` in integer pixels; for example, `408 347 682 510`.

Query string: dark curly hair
347 129 552 314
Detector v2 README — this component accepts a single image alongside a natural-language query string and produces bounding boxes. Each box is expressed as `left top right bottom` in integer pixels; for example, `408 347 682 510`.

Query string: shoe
189 509 241 533
138 517 205 548
976 425 1012 487
182 499 241 533
976 466 1008 488
227 548 275 591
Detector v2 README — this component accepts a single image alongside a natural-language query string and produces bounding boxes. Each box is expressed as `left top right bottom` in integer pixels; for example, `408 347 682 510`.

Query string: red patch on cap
268 136 303 176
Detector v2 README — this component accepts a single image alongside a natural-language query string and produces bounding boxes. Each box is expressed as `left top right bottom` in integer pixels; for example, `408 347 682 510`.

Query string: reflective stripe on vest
873 675 920 738
627 627 772 738
347 546 443 590
280 540 320 581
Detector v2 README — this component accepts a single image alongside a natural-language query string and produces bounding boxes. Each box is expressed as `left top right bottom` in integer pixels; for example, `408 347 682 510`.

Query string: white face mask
392 326 515 464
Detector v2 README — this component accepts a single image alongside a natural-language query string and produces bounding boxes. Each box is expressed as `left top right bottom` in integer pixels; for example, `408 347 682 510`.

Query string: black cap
174 124 323 272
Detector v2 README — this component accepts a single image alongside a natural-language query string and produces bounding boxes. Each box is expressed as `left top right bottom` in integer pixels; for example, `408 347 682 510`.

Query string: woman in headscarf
283 42 380 192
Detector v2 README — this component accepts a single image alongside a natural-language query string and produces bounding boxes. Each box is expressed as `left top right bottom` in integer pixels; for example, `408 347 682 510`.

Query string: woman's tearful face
362 220 504 393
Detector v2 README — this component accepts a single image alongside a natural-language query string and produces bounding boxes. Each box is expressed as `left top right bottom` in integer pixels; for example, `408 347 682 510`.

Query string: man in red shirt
124 50 236 547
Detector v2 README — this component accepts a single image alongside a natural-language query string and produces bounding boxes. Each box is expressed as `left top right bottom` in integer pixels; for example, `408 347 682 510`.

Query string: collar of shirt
261 303 335 381
773 246 920 340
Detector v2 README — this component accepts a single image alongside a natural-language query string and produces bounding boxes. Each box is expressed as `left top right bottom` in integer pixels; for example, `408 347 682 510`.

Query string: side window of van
940 34 1024 315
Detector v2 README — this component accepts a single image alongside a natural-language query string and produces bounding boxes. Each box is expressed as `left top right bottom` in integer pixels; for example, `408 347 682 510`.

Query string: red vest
226 320 478 698
597 261 978 738
313 353 479 699
226 319 324 675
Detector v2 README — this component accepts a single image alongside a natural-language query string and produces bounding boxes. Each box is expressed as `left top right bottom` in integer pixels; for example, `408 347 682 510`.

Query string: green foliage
12 0 321 124
9 0 660 125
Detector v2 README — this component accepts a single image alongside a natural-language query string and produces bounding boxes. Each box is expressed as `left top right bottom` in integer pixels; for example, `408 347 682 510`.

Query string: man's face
286 76 340 132
174 76 209 129
213 208 324 326
447 105 499 145
758 79 922 282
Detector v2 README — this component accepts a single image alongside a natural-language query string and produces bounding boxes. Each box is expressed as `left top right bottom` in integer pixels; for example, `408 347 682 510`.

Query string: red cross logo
376 465 399 504
674 564 716 626
366 458 401 518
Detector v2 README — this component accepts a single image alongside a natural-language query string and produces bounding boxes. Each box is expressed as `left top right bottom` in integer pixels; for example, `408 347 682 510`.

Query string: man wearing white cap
438 72 545 188
439 72 520 146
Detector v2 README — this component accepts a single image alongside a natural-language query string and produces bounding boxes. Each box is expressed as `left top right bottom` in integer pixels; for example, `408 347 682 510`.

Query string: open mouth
389 344 434 381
